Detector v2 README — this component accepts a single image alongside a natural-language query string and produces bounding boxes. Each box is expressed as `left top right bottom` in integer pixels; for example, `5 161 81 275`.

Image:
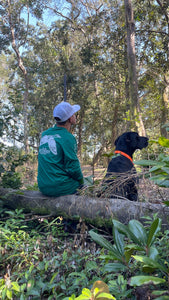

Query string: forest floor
138 178 169 204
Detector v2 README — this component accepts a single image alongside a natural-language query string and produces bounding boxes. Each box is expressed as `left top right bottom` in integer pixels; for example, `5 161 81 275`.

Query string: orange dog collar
114 150 133 164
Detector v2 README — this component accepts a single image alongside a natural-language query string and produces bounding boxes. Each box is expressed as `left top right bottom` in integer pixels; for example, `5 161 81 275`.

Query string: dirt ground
138 177 169 204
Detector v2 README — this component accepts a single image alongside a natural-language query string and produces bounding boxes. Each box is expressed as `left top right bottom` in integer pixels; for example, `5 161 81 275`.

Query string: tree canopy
0 0 168 162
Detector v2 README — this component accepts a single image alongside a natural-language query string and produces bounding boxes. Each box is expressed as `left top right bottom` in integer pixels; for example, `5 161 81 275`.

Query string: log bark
0 188 169 228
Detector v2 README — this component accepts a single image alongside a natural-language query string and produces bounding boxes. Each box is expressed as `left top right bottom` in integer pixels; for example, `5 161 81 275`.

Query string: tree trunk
77 109 84 160
124 0 146 136
158 0 169 138
160 83 169 138
7 0 29 153
111 104 119 148
1 188 169 228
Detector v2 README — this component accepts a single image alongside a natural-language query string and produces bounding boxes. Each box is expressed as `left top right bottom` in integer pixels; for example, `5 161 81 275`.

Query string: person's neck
57 122 71 132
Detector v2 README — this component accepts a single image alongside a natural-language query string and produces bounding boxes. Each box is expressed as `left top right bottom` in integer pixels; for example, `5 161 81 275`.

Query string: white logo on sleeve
40 135 59 155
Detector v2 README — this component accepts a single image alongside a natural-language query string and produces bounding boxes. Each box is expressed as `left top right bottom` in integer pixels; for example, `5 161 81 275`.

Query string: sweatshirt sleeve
62 134 84 183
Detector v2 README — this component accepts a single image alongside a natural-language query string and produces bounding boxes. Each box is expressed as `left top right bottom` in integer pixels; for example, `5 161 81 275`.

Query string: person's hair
54 117 68 125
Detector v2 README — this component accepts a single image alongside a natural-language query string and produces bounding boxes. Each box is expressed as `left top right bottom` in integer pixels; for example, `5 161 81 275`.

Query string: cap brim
72 104 80 114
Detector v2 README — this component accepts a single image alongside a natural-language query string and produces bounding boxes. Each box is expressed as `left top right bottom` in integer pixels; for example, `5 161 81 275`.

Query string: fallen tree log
0 188 169 228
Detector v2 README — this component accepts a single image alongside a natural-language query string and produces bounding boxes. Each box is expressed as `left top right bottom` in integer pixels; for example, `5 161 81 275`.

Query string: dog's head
115 132 149 155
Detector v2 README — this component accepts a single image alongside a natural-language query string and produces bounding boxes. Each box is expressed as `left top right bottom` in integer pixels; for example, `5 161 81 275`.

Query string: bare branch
45 4 87 37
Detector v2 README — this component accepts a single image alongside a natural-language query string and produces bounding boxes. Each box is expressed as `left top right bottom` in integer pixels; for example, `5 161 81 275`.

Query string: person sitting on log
37 101 84 197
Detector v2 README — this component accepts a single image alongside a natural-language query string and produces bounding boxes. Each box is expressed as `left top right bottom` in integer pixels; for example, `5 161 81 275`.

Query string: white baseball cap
53 101 80 122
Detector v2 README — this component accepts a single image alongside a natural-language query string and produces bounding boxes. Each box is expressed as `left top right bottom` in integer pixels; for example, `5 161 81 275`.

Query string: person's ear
68 116 72 123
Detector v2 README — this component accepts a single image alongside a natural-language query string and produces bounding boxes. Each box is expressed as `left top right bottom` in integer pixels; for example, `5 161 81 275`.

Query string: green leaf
164 201 169 206
161 167 169 174
128 220 147 246
6 289 12 299
134 160 158 166
11 282 20 292
68 295 76 300
75 294 90 300
113 227 125 256
113 219 149 251
150 176 169 187
2 288 7 300
85 261 98 272
103 263 127 273
102 152 114 158
147 218 161 247
50 272 59 284
148 246 159 260
154 297 169 300
150 165 165 172
152 290 169 296
158 153 169 161
89 230 114 252
124 248 135 263
96 293 115 299
27 288 41 296
112 220 128 236
125 244 144 252
89 230 123 262
81 288 91 297
20 294 25 300
27 279 34 292
161 156 169 162
132 255 168 273
20 283 26 292
69 272 86 279
84 176 93 186
130 275 165 286
32 255 39 260
158 137 169 147
142 265 158 273
75 297 89 300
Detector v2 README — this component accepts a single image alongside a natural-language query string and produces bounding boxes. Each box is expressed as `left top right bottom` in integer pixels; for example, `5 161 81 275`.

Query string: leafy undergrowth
0 209 169 300
0 211 110 299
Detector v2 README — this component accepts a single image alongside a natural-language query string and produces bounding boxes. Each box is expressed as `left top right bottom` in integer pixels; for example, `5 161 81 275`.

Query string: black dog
103 132 149 201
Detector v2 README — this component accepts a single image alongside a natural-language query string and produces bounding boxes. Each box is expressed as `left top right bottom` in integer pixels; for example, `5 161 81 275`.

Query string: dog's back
106 154 133 174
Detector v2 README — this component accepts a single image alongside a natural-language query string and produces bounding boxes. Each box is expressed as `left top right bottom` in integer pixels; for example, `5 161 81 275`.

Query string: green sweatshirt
37 125 84 196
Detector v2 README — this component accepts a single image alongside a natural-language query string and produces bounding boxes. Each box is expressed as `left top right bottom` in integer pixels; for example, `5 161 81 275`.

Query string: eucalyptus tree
0 0 46 152
1 0 168 164
134 0 169 138
155 0 169 134
23 18 91 152
26 21 77 147
0 53 10 140
124 0 146 136
47 0 132 160
39 1 108 159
